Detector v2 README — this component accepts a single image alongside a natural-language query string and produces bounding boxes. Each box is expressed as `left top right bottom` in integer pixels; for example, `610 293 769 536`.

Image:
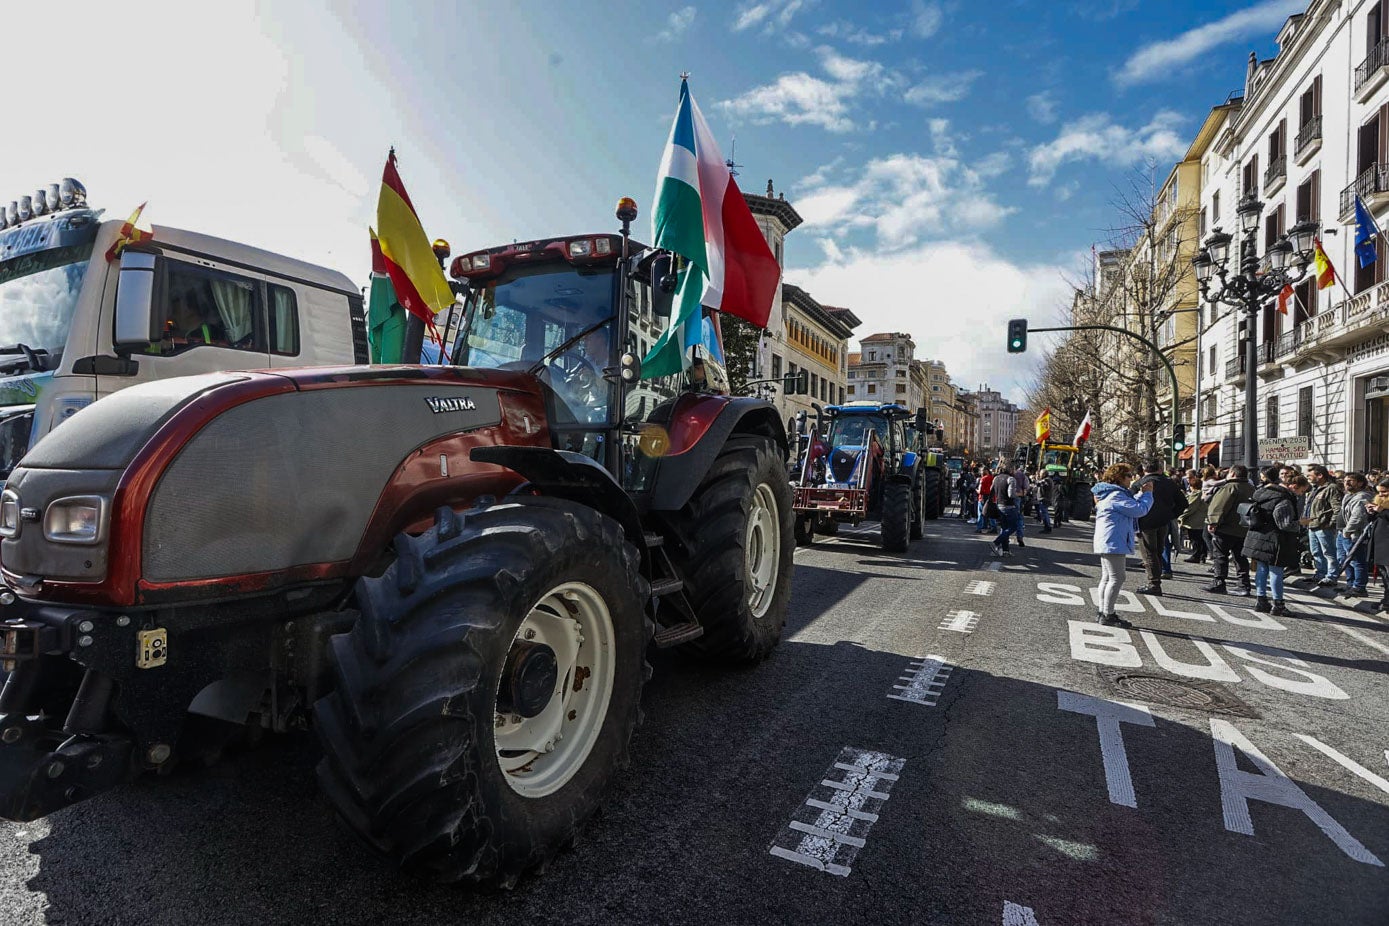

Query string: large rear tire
665 436 794 664
881 481 911 553
921 468 943 521
314 497 648 885
794 513 815 546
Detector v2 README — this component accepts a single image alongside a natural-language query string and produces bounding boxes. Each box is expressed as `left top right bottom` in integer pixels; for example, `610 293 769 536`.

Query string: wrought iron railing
1339 163 1389 217
1225 355 1247 379
1295 115 1322 156
1355 37 1389 92
1264 155 1287 188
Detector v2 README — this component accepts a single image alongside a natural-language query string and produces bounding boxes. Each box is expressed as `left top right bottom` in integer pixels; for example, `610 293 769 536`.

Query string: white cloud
910 0 944 38
732 0 810 33
975 151 1012 178
1115 0 1304 85
657 6 697 42
817 20 904 46
720 44 893 133
1026 91 1057 124
818 46 885 84
789 241 1073 402
1027 110 1187 186
904 70 984 107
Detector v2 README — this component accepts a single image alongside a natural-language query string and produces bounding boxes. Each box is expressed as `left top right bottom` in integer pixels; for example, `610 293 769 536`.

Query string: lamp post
1191 195 1318 472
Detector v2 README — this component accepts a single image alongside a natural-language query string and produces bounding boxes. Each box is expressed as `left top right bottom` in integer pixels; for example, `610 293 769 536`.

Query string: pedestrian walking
1132 461 1186 596
1241 467 1301 616
1364 478 1389 613
1035 471 1056 534
1179 473 1209 564
1204 464 1255 596
976 469 996 533
1334 471 1372 598
990 466 1022 556
1300 465 1343 586
1091 463 1155 628
1012 464 1031 546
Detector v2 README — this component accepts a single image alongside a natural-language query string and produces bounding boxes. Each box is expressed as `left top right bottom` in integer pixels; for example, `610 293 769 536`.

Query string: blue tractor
791 402 945 551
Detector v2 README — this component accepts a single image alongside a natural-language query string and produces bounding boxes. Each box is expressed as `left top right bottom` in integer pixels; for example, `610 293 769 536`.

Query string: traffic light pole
1029 324 1182 468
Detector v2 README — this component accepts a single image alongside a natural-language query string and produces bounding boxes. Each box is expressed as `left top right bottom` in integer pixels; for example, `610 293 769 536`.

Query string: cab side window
268 284 300 355
153 262 262 356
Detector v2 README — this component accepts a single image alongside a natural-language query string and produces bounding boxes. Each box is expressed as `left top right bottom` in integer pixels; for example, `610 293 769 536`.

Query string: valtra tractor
790 401 945 551
0 198 796 885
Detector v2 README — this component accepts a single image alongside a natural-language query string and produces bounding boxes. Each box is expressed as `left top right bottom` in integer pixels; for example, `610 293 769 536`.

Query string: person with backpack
1240 467 1302 615
976 469 996 533
1204 464 1255 596
1334 471 1373 599
1131 460 1187 597
990 465 1022 556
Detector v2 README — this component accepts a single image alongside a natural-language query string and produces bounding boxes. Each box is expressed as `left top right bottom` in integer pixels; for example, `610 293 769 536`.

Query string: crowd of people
952 456 1389 630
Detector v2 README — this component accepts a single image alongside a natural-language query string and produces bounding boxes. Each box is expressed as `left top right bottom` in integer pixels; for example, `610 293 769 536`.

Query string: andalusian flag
1313 237 1337 290
1035 408 1052 442
103 202 153 262
643 78 781 378
375 149 454 330
368 229 407 364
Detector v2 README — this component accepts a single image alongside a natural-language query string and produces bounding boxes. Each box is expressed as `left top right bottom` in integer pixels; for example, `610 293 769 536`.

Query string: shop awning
1177 440 1220 461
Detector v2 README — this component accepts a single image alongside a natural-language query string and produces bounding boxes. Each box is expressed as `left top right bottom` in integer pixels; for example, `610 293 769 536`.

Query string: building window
810 372 818 397
896 369 906 378
867 384 877 395
932 384 940 392
847 370 856 379
1356 236 1385 293
895 384 906 395
848 384 856 395
1212 190 1221 222
1266 394 1279 439
868 350 876 361
1298 386 1313 438
1295 171 1320 225
1242 155 1259 198
1264 204 1285 248
1207 344 1216 378
1199 206 1208 238
838 387 845 404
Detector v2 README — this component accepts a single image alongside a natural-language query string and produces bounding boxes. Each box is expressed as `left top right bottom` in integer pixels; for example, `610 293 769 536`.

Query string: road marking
1003 901 1041 925
986 560 1002 572
1212 719 1382 866
1057 690 1154 808
888 655 954 705
769 747 905 877
939 610 980 634
965 580 996 596
1295 734 1389 797
1330 622 1389 656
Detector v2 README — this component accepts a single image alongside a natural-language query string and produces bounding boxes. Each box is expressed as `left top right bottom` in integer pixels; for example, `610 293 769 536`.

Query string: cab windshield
455 263 616 424
0 243 93 371
830 415 884 448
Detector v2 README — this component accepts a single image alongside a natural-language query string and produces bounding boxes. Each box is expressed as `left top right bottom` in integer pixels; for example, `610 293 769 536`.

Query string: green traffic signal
1172 424 1186 452
1007 319 1028 353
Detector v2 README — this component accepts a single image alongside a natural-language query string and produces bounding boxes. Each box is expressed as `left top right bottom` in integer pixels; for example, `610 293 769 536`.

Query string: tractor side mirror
114 251 160 348
914 409 929 434
650 253 676 321
782 370 809 395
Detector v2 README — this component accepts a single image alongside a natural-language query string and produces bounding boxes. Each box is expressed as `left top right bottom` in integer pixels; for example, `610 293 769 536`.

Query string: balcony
1270 279 1389 367
1225 354 1247 382
1256 338 1283 380
1339 163 1389 220
1295 116 1322 166
1355 37 1389 101
1263 156 1288 196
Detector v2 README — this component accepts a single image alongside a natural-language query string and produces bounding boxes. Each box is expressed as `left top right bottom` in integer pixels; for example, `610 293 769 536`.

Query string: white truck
0 180 366 478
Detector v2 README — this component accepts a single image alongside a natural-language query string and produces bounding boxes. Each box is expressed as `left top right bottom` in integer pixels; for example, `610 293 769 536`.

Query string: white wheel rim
494 581 615 799
746 482 781 618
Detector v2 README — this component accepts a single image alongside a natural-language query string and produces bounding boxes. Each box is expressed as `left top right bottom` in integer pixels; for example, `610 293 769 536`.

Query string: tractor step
649 576 683 597
652 620 704 648
643 531 665 548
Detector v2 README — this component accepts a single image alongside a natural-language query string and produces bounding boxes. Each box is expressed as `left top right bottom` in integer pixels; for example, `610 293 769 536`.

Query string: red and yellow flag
1276 283 1294 315
103 202 153 263
1035 407 1052 442
1313 237 1336 290
375 149 453 326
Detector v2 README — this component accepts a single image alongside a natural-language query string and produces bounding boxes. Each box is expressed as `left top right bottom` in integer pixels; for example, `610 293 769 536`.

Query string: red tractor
0 202 795 885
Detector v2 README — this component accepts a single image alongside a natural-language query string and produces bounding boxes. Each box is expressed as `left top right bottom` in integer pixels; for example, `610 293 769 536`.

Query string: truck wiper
528 315 616 375
0 344 49 373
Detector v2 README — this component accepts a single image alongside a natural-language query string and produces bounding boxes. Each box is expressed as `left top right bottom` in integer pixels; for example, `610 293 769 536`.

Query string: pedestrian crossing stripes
939 610 979 634
1003 901 1041 925
888 655 954 705
964 580 996 596
769 747 905 877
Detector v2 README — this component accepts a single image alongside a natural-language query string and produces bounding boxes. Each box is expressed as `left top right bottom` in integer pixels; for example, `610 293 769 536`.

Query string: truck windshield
0 243 93 370
455 263 616 424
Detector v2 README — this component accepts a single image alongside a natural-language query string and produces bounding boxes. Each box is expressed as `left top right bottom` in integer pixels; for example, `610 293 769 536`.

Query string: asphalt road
1 508 1387 925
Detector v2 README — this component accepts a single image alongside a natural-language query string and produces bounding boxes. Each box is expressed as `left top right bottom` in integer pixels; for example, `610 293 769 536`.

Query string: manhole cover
1098 669 1258 717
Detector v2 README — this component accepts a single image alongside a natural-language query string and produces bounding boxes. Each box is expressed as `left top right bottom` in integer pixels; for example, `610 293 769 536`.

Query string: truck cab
0 180 366 481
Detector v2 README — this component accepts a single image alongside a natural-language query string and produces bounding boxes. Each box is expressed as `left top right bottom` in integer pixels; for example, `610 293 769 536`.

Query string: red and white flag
1073 410 1093 445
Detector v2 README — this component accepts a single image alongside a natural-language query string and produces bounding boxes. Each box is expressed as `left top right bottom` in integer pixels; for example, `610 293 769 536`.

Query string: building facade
921 360 964 448
846 332 925 409
971 386 1021 460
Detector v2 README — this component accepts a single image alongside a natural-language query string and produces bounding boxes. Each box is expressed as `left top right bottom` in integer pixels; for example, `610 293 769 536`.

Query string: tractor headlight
43 496 105 545
0 491 19 538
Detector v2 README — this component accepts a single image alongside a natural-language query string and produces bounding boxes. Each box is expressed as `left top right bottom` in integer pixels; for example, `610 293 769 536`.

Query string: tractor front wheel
667 436 794 663
880 481 912 553
314 497 648 886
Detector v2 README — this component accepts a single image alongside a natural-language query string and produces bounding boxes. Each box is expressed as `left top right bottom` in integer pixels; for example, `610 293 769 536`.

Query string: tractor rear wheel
314 497 648 886
921 468 943 521
881 481 911 553
910 476 926 540
666 436 794 664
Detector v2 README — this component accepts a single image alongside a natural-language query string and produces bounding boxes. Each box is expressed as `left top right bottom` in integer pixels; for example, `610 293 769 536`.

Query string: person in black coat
1240 467 1301 615
1363 477 1389 612
1131 460 1187 596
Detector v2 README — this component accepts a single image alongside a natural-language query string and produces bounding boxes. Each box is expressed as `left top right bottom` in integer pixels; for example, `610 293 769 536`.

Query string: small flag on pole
1355 194 1382 269
375 149 454 353
1073 410 1092 445
104 202 153 262
1035 408 1052 442
1276 282 1294 315
1312 237 1337 290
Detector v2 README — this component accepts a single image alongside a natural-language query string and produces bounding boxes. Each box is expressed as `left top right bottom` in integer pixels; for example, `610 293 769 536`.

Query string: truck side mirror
650 253 676 321
114 251 160 348
914 410 929 433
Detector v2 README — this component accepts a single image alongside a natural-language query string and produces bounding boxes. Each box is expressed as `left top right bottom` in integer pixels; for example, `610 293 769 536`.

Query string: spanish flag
1313 237 1336 290
375 149 454 328
1035 407 1052 442
103 202 153 263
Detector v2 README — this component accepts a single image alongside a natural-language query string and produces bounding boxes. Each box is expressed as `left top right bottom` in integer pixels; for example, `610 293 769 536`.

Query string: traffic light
1172 424 1186 452
1007 319 1028 353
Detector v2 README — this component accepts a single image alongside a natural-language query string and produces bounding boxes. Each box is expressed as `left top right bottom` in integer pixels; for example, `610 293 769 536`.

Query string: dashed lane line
769 747 905 877
888 655 954 706
939 610 979 634
964 580 996 596
1003 902 1041 925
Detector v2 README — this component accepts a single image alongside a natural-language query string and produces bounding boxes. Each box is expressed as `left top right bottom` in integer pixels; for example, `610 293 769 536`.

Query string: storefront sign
1258 436 1310 459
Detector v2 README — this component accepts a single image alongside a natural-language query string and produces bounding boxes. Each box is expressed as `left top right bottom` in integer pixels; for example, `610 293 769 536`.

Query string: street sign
1257 436 1310 460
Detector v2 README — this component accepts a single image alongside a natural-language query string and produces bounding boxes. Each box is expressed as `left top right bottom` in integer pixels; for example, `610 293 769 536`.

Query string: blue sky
5 0 1303 400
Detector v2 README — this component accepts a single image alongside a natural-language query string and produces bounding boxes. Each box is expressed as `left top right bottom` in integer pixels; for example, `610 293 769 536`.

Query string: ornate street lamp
1192 196 1317 470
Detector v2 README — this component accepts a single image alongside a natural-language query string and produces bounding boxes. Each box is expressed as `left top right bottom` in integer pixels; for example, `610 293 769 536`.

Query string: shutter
1311 169 1321 222
1314 74 1322 116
